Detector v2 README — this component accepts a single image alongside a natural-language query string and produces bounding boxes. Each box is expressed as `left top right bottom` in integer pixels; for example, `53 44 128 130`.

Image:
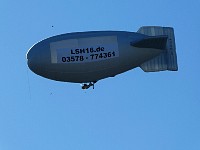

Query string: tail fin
137 26 178 72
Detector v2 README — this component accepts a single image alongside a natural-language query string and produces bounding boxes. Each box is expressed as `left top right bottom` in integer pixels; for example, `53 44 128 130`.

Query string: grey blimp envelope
26 26 178 89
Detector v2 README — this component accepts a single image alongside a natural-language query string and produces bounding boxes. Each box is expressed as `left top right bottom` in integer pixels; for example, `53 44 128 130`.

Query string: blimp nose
26 46 44 75
26 49 38 73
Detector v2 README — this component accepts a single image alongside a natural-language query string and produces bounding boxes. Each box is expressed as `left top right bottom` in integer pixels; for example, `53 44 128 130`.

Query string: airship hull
27 31 163 83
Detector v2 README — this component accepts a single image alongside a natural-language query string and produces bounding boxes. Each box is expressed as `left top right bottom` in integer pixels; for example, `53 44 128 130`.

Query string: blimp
26 26 178 89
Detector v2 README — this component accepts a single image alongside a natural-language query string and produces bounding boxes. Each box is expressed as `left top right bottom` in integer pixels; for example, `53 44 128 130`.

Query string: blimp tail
137 26 178 72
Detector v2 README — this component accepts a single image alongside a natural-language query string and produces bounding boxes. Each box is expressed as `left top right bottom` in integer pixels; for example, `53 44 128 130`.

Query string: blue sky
1 0 200 150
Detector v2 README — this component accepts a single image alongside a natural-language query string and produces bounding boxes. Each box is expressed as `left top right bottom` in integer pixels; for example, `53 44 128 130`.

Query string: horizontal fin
131 35 168 49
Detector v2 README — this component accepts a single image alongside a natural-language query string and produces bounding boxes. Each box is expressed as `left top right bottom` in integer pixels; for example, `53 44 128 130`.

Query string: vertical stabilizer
138 26 178 72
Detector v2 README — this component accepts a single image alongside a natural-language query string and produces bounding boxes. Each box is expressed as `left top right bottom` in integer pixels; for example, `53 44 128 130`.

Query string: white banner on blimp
50 36 119 63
